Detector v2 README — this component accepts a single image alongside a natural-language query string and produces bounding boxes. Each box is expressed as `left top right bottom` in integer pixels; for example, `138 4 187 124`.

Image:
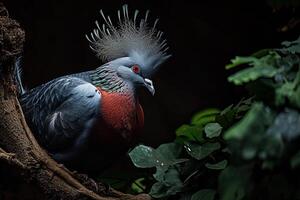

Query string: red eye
132 64 140 74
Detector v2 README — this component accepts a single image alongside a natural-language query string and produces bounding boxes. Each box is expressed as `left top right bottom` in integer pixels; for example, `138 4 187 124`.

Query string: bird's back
20 71 100 151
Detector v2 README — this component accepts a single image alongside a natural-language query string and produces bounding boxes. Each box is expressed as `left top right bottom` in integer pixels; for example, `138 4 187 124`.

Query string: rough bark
0 3 151 200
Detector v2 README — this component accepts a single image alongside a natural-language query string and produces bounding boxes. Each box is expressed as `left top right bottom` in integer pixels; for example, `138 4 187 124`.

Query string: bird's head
86 5 170 95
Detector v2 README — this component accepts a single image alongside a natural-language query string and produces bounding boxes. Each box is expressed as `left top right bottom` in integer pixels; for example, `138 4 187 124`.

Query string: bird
17 4 170 171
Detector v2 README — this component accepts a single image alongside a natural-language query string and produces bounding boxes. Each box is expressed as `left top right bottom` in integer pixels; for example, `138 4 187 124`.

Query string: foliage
219 35 300 200
129 98 251 199
129 35 300 200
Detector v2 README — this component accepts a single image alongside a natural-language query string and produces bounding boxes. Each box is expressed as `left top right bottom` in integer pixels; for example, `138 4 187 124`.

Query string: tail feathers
14 57 25 95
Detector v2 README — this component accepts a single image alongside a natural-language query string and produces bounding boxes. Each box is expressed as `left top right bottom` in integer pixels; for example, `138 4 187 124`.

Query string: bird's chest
92 89 144 144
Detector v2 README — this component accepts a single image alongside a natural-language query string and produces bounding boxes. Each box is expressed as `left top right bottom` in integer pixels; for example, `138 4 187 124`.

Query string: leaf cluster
218 36 300 200
129 99 251 199
129 36 300 200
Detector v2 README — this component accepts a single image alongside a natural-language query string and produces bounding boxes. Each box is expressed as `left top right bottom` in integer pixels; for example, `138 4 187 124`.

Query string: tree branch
0 147 26 169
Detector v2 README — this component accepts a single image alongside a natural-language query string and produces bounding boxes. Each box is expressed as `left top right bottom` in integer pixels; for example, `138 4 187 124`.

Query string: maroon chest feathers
91 88 144 145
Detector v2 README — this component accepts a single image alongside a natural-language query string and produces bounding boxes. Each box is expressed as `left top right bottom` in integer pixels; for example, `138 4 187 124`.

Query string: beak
144 78 155 96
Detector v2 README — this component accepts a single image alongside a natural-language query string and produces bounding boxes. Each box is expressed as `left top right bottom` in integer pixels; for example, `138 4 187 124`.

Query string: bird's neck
89 66 144 144
90 66 135 96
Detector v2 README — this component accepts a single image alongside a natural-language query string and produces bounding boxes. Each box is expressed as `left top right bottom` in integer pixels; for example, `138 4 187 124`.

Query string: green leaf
130 143 185 198
290 86 300 109
224 103 278 161
216 98 252 128
129 145 157 168
131 178 146 193
176 124 204 142
226 50 279 70
226 56 260 69
282 45 300 54
228 66 278 85
129 143 183 169
282 38 298 47
275 82 295 106
281 36 300 54
153 167 167 182
150 168 183 198
204 123 223 138
163 167 183 186
219 166 251 200
275 69 300 108
220 104 234 115
227 51 281 85
153 159 187 182
149 182 168 198
235 97 253 114
191 189 216 200
98 170 143 191
205 160 228 170
185 142 220 160
191 108 220 125
216 105 237 128
156 142 183 161
251 48 273 58
225 103 274 140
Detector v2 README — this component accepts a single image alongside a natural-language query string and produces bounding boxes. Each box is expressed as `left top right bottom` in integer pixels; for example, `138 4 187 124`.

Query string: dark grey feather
14 57 25 95
20 74 101 152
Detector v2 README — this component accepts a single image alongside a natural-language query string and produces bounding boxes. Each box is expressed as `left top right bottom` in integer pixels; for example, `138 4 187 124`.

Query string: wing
20 76 101 152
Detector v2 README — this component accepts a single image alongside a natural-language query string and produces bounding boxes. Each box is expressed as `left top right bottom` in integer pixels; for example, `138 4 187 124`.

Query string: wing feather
20 77 101 152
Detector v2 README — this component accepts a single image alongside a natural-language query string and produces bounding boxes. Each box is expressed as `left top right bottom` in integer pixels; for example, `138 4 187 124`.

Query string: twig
0 147 26 169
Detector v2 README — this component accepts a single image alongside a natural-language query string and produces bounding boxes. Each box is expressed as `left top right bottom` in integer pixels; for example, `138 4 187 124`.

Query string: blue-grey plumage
20 74 101 153
17 5 170 171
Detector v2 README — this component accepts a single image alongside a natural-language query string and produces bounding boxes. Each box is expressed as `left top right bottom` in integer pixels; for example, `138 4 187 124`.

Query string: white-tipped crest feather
86 4 170 76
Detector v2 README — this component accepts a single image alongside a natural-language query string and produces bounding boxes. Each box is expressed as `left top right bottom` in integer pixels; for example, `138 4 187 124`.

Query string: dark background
2 0 299 146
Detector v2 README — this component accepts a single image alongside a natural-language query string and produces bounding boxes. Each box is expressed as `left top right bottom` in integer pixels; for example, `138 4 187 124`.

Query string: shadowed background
3 0 299 146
